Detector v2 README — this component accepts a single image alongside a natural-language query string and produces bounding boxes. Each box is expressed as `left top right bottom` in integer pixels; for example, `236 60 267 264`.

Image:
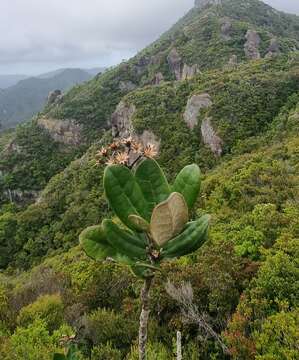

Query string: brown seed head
98 146 109 157
132 141 143 154
122 136 134 147
143 143 158 158
109 141 120 151
115 152 129 165
105 157 117 166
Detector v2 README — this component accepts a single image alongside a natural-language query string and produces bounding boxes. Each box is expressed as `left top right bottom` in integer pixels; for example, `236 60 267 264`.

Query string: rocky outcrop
201 117 223 156
3 189 40 205
220 18 232 40
167 48 199 81
119 81 137 92
134 56 150 76
181 64 200 80
37 118 82 146
265 38 280 58
111 101 161 154
2 139 22 155
138 130 161 153
167 48 182 80
150 53 164 66
244 30 261 60
47 90 63 105
152 73 164 85
195 0 221 8
183 93 213 129
111 101 136 138
225 54 238 69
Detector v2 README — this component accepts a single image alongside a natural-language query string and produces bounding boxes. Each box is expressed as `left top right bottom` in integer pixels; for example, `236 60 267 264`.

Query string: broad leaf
79 225 114 260
173 164 201 210
135 158 170 216
150 192 188 247
104 165 150 228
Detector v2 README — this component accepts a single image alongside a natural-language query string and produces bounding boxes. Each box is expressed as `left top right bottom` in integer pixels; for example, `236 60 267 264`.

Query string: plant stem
139 276 153 360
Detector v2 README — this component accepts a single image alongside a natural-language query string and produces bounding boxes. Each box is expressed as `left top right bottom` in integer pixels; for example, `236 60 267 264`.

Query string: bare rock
111 101 136 138
2 139 22 155
167 48 182 80
111 101 161 158
152 72 164 85
134 56 150 76
138 130 161 153
183 93 212 130
37 118 82 146
150 53 164 66
224 54 238 70
47 90 63 105
265 38 280 58
201 117 223 156
220 18 232 40
119 81 137 92
3 189 40 205
181 64 200 80
244 30 261 60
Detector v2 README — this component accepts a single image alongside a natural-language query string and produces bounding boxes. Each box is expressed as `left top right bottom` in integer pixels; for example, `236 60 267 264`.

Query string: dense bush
17 294 64 332
0 319 74 360
91 343 122 360
85 308 138 352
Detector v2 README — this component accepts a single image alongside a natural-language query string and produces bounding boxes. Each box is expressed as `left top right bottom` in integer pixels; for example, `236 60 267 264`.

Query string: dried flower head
132 141 143 154
115 152 129 165
109 141 120 151
105 157 116 166
122 136 134 147
143 143 158 158
97 146 109 157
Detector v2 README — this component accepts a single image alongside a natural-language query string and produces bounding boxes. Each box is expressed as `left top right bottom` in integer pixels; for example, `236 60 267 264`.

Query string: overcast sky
0 0 298 76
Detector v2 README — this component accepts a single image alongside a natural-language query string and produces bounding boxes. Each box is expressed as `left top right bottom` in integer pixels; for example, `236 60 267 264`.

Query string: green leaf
104 165 150 228
135 158 171 217
53 354 66 360
103 219 147 260
173 164 201 210
66 344 79 360
79 225 115 260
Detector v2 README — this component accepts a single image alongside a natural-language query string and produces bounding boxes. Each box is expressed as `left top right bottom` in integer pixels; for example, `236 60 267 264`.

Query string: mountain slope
0 1 299 359
0 69 94 130
1 0 298 205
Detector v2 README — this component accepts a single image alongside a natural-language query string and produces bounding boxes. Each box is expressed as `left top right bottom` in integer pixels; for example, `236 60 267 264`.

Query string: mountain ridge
0 2 298 357
0 68 96 130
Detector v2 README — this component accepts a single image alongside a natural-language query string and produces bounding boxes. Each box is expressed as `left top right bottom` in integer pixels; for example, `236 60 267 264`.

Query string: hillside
0 0 298 359
1 0 298 205
0 74 28 89
0 68 94 130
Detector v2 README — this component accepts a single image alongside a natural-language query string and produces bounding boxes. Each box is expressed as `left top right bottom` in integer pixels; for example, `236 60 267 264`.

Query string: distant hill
37 67 105 79
0 74 28 89
0 68 96 130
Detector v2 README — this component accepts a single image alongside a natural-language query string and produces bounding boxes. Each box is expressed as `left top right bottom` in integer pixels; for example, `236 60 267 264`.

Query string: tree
79 138 210 359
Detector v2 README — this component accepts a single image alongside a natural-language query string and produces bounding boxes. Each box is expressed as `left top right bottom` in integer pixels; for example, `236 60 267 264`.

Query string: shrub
86 309 138 352
17 294 64 332
0 319 73 360
254 309 299 360
91 343 122 360
126 342 171 359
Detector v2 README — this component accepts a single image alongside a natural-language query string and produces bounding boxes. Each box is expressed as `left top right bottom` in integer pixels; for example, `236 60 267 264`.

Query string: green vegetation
0 0 298 358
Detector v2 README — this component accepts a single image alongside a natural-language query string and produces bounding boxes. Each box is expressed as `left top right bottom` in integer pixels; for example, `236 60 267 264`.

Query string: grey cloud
0 0 298 75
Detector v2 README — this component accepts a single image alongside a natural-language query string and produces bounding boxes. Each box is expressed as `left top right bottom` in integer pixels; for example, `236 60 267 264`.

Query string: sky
0 0 298 76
